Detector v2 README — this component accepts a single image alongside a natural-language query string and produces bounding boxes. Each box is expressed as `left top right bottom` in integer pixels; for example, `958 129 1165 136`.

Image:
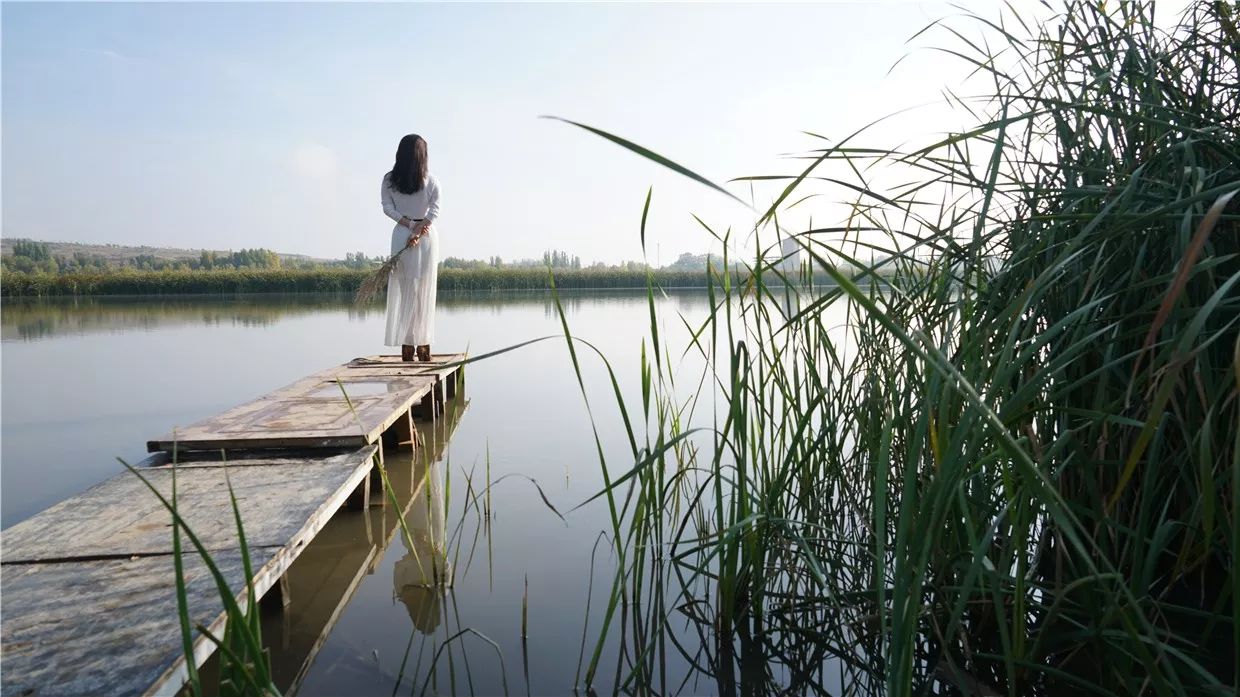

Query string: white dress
381 173 441 346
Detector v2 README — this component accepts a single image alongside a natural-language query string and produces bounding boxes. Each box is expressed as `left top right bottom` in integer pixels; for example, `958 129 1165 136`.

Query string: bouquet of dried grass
353 249 403 306
355 221 425 306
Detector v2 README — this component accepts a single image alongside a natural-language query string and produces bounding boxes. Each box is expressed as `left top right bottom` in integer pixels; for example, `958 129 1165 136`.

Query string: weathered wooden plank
1 538 328 697
1 448 375 563
349 353 466 366
153 433 368 452
0 446 376 696
147 372 434 452
136 448 361 467
154 394 402 441
339 366 450 378
346 354 466 380
146 354 459 453
1 551 258 697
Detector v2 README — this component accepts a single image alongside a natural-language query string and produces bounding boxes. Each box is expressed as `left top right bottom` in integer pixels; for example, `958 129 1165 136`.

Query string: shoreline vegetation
0 243 895 297
562 1 1237 695
0 260 898 298
0 267 708 297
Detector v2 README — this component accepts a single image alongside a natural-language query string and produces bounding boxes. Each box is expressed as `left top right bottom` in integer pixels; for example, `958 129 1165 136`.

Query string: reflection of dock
0 354 466 696
259 399 465 695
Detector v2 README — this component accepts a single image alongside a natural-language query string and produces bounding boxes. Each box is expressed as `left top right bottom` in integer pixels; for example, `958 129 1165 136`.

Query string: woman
381 134 441 362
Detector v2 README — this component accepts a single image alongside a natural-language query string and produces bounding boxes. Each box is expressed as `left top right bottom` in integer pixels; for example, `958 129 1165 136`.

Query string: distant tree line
194 249 282 270
441 249 656 273
4 241 110 274
1 240 290 274
0 240 897 297
441 249 588 270
3 241 691 278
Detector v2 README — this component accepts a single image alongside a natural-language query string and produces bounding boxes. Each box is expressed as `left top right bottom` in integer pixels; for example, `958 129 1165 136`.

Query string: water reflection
217 396 468 695
0 294 373 341
392 458 449 635
391 393 454 638
4 288 717 695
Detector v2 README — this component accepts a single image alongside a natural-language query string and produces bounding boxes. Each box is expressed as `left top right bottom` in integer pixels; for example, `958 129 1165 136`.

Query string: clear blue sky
4 1 990 263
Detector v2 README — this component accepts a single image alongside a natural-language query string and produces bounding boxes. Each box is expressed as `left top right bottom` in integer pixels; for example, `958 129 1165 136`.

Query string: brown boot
416 344 431 362
402 344 415 362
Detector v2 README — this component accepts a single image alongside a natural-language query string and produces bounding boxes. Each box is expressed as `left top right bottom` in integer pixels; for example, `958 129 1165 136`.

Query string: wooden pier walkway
0 354 466 696
147 354 464 453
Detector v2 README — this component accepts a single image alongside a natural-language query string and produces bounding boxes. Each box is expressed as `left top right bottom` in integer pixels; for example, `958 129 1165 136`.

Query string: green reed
564 1 1239 694
123 452 279 697
0 266 747 297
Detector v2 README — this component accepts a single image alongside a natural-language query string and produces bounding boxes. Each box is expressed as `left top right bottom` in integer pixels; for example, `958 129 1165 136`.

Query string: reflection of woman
392 463 451 634
381 134 442 362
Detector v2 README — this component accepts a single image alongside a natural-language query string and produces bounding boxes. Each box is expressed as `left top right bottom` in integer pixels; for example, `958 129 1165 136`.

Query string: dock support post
416 389 437 421
368 455 388 508
364 463 384 508
348 472 371 510
446 368 459 399
259 574 293 651
386 409 417 451
260 573 292 612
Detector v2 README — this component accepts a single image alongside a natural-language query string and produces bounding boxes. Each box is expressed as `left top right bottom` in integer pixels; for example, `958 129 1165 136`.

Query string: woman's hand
406 221 430 247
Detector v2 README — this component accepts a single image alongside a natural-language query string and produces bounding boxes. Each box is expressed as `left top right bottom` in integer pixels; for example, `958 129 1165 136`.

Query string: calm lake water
1 290 715 695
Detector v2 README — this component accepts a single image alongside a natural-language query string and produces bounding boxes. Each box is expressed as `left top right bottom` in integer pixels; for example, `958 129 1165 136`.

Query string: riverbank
0 267 725 297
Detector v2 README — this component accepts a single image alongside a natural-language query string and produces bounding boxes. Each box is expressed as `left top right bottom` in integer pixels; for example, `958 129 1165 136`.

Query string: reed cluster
0 268 368 297
571 2 1239 694
0 267 730 297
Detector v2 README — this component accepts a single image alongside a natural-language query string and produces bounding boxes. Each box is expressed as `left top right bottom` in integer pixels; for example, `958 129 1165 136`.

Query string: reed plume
353 247 403 306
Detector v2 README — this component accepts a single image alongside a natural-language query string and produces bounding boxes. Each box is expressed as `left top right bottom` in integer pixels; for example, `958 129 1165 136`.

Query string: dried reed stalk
355 226 425 305
354 248 404 306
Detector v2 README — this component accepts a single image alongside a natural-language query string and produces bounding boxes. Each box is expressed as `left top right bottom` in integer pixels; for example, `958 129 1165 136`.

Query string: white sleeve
425 176 441 222
381 175 402 223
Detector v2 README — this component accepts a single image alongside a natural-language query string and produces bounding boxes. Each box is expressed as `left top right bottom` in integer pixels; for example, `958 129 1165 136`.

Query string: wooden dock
146 354 464 453
0 354 466 696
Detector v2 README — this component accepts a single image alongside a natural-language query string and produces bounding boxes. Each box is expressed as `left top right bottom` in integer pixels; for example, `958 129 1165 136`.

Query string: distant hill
0 239 328 265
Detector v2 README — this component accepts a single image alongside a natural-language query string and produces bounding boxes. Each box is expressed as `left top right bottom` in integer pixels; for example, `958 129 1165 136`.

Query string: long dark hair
387 134 428 195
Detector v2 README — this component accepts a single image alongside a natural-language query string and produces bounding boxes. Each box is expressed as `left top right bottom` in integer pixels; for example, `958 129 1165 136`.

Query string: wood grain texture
348 353 466 367
1 449 375 563
0 446 376 696
1 551 257 697
146 361 439 452
345 353 466 383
